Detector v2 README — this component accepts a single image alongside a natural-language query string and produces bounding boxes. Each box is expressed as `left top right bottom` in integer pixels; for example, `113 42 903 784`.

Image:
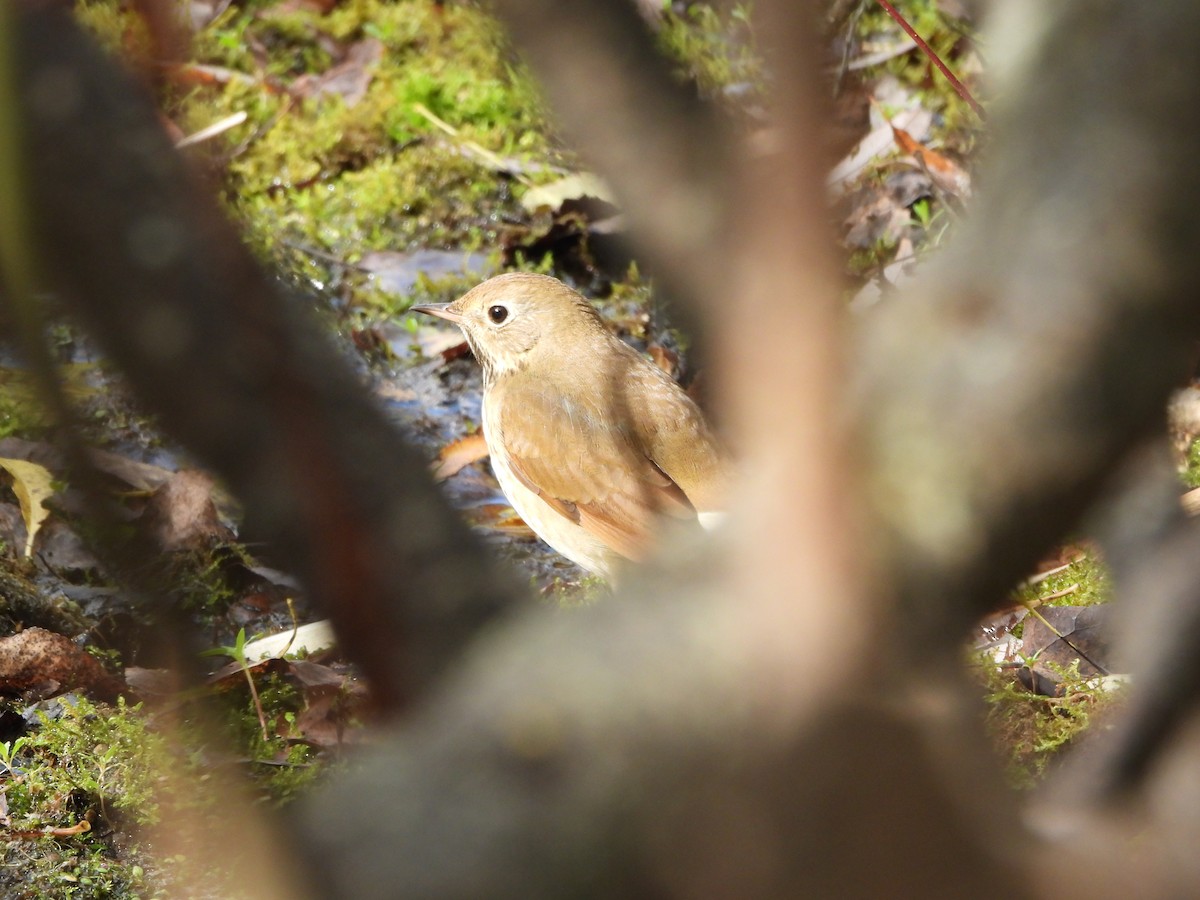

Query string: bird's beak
411 303 464 324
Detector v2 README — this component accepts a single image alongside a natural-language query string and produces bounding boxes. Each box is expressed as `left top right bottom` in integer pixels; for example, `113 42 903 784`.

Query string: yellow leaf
520 173 616 212
0 457 55 557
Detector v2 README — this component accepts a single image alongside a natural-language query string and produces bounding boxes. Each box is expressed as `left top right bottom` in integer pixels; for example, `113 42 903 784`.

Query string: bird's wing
491 381 695 562
624 359 728 514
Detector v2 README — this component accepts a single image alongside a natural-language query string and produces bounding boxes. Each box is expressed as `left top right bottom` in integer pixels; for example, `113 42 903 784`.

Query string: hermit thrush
413 273 727 580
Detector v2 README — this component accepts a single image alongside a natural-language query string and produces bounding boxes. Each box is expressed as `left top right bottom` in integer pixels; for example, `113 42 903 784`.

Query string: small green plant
197 625 332 804
0 734 29 771
911 197 932 226
202 627 270 743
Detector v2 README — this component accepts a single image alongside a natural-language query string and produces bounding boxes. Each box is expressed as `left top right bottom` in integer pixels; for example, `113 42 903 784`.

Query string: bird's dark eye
488 304 509 324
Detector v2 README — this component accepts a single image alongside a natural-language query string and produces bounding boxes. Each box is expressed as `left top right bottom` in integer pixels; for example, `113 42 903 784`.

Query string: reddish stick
874 0 985 120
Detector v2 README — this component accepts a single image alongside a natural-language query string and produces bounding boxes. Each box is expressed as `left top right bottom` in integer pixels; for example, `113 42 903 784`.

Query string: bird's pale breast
482 390 619 579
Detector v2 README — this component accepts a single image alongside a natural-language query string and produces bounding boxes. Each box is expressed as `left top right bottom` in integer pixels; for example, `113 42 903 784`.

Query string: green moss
168 0 553 269
656 3 763 103
72 0 151 60
0 353 167 449
72 0 773 335
846 234 902 280
0 371 54 438
1182 437 1200 488
3 697 165 828
198 668 333 804
0 363 103 439
602 264 658 339
0 697 172 898
383 263 501 315
856 0 979 147
0 686 335 896
102 543 251 628
544 572 610 608
1013 551 1111 609
977 659 1125 789
977 547 1118 787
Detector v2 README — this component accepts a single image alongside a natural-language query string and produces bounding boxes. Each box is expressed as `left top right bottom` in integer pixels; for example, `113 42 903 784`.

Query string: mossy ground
976 660 1126 790
655 2 762 106
0 697 186 899
853 0 980 148
74 0 552 329
1013 550 1112 610
976 549 1121 788
841 0 979 280
0 672 338 897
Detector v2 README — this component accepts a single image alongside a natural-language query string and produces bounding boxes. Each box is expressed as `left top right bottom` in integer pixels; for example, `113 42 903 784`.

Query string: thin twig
176 111 248 148
242 659 271 743
873 0 984 120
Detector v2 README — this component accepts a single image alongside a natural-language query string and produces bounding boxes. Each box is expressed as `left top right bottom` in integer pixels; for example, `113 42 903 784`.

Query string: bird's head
413 273 607 382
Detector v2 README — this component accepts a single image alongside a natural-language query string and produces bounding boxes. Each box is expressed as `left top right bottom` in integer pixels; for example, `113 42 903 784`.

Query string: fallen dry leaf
269 0 345 14
162 62 261 89
890 123 971 197
374 383 417 403
1017 605 1113 696
647 344 679 377
287 659 346 689
291 38 383 107
827 105 933 193
414 325 469 361
239 620 338 662
207 655 289 690
293 676 368 751
520 172 616 212
87 447 175 491
464 503 535 537
1183 487 1200 517
124 666 179 700
143 470 235 551
35 520 101 573
0 457 55 557
0 435 175 491
0 628 123 701
433 433 489 481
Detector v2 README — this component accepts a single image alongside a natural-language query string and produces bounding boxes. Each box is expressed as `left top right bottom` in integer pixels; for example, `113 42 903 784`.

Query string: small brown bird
413 273 727 580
